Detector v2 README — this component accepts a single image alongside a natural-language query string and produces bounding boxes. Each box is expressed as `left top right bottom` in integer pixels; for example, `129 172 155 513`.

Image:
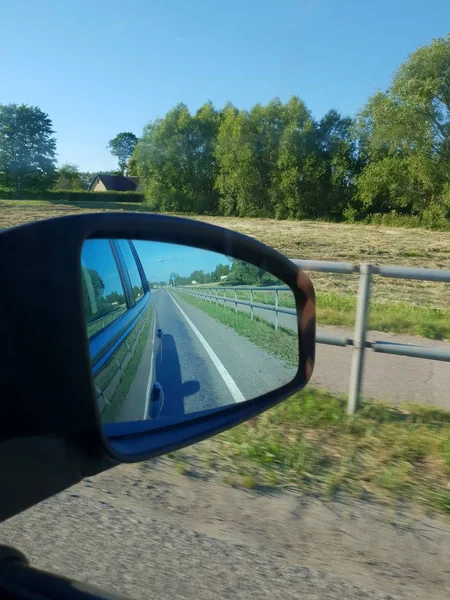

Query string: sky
82 239 228 293
133 241 229 284
2 1 449 172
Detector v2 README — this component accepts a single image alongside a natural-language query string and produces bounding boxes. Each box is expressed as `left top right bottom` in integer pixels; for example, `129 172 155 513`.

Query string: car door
81 239 160 424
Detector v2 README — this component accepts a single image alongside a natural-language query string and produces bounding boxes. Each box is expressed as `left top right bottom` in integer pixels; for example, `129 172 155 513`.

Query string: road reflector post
250 289 253 320
234 289 238 313
348 263 373 415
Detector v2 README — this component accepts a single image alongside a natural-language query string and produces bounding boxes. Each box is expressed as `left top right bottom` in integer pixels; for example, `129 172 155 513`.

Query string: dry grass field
2 200 449 337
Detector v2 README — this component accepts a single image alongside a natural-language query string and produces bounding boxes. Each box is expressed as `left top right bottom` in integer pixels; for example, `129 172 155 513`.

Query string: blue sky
2 1 449 172
82 239 228 292
133 241 229 283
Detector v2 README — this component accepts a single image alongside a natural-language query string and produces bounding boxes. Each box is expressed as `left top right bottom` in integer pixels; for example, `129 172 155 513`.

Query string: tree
227 260 262 285
212 263 231 280
193 101 221 213
274 96 326 219
0 104 57 194
136 103 220 213
106 291 125 305
317 110 359 218
107 132 138 174
79 172 96 190
215 104 263 216
126 152 139 176
54 163 84 191
355 34 450 218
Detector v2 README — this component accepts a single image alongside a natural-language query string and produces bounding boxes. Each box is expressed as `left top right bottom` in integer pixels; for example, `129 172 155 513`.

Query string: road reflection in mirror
80 239 299 427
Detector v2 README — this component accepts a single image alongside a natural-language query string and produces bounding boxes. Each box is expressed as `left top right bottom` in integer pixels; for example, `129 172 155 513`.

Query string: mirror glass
80 239 299 428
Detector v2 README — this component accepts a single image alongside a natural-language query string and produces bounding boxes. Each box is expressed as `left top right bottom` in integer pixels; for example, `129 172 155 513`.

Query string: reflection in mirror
81 240 299 429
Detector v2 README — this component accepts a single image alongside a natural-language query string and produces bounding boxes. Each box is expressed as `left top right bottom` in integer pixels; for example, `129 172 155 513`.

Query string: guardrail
87 305 127 338
177 260 450 415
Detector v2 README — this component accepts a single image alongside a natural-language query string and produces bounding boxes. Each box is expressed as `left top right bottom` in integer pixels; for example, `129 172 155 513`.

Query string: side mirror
0 213 315 518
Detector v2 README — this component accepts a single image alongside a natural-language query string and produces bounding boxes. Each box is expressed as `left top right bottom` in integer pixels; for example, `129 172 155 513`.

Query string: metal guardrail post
234 289 237 313
215 288 218 305
250 289 253 320
348 263 373 415
275 288 279 330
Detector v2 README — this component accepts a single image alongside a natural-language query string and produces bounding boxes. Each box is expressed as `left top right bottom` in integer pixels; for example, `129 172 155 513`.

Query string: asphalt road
179 290 450 409
2 461 437 600
151 290 296 419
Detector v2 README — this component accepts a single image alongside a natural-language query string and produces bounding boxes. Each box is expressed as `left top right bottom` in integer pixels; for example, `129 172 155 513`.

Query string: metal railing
87 305 127 338
177 260 450 415
178 284 295 330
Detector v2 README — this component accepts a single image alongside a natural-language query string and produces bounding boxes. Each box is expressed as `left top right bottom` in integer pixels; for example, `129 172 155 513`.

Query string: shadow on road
156 334 200 419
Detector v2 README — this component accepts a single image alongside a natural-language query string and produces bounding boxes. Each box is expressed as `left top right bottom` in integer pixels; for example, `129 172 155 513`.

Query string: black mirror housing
0 213 315 521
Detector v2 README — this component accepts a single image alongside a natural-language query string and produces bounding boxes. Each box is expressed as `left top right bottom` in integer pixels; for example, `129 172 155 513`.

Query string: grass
172 290 299 368
2 199 450 338
167 387 450 513
167 289 450 512
211 286 450 340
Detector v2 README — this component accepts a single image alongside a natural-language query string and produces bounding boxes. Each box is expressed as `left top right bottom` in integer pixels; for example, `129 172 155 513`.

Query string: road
0 461 448 600
113 290 296 423
147 290 296 419
179 290 450 409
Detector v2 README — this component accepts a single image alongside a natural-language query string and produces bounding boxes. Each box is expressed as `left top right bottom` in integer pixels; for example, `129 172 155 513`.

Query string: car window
117 240 145 303
81 239 127 338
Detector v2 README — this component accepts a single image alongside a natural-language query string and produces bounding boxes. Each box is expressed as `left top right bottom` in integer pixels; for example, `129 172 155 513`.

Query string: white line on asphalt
143 316 157 419
168 293 246 403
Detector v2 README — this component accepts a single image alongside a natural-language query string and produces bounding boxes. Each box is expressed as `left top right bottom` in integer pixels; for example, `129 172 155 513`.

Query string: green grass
318 294 450 340
173 291 299 367
199 286 450 340
168 387 450 513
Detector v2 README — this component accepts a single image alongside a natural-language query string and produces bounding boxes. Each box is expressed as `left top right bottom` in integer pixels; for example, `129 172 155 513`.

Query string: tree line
0 106 137 194
133 34 450 225
1 34 449 226
171 260 280 287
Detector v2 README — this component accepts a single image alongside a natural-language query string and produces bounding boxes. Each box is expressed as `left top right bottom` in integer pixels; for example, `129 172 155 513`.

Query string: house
89 174 141 192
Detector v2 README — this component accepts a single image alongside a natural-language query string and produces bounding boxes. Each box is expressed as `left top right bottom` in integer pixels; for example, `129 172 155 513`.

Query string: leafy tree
54 163 84 191
215 104 263 216
355 34 450 217
193 101 220 213
274 96 326 219
317 110 359 218
190 270 207 284
137 103 220 213
212 263 231 280
79 171 96 190
227 260 262 285
126 152 139 176
107 132 138 174
0 103 57 194
106 291 125 305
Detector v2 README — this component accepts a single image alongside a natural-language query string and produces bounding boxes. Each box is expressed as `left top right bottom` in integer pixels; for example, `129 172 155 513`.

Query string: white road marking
168 292 246 403
143 316 157 419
